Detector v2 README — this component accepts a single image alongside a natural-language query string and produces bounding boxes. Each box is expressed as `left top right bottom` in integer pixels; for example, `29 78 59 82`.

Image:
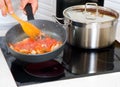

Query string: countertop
0 29 120 87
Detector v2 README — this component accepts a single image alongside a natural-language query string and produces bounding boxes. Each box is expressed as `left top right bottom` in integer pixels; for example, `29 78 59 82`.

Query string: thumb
19 0 28 10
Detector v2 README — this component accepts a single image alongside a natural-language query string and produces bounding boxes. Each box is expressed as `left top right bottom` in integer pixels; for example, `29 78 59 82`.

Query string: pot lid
63 3 119 23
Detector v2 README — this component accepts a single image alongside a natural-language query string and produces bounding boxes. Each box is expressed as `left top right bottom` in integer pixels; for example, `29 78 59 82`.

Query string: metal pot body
64 19 118 49
63 4 119 49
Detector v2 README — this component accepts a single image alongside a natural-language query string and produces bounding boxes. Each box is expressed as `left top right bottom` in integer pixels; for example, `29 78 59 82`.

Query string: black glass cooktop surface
1 37 120 86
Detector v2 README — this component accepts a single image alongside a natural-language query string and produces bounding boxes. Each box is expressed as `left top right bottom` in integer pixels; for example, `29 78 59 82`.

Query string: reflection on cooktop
62 44 116 74
1 37 120 86
11 60 65 84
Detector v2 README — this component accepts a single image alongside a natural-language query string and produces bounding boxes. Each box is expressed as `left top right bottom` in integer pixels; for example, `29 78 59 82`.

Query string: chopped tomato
10 36 62 54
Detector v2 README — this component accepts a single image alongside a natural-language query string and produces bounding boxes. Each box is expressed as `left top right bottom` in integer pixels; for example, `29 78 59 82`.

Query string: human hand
0 0 38 16
0 0 14 16
20 0 38 14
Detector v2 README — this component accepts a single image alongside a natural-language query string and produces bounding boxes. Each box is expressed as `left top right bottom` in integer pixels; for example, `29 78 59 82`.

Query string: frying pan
5 4 67 63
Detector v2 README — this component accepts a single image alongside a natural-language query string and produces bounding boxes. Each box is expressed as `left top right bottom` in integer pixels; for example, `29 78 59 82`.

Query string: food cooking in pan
9 35 62 54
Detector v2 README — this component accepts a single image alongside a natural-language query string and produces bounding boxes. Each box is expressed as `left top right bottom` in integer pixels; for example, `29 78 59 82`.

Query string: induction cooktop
1 37 120 86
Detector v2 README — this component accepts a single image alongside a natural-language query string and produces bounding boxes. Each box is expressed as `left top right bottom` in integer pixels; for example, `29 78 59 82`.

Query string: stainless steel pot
63 3 119 49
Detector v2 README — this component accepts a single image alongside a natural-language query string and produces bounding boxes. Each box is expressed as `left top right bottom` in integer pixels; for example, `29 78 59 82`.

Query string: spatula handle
25 3 34 20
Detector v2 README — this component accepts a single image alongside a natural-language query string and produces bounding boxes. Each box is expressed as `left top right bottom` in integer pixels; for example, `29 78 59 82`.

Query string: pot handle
52 15 71 27
25 3 34 20
52 15 64 25
84 3 98 20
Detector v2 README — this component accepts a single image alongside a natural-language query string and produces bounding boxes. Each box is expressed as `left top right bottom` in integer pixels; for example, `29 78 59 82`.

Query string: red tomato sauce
10 36 62 54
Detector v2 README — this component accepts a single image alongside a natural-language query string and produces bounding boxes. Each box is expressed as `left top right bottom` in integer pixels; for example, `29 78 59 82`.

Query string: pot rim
63 4 119 24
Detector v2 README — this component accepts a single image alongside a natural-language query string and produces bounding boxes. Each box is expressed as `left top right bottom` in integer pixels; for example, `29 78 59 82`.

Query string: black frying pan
5 4 67 63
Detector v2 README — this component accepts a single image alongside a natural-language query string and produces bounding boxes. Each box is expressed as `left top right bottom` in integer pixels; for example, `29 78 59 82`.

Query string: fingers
5 0 14 14
0 0 7 16
0 0 38 16
19 0 28 14
0 0 14 16
20 0 38 14
20 0 28 10
31 0 38 14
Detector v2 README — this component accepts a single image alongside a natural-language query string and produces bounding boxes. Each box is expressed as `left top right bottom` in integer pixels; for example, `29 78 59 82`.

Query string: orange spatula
9 4 41 39
11 13 41 39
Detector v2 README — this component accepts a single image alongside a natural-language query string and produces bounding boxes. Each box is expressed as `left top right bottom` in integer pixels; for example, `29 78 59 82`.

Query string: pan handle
25 3 34 20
